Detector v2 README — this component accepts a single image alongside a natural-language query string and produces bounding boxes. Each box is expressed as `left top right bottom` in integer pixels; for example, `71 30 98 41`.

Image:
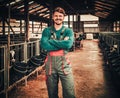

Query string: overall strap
50 26 66 40
59 27 66 40
50 27 56 39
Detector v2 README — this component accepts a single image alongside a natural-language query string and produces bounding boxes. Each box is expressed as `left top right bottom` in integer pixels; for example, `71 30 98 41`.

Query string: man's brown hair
53 7 66 16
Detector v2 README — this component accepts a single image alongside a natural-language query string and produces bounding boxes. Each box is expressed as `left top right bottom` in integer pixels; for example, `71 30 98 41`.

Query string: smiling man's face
52 11 64 25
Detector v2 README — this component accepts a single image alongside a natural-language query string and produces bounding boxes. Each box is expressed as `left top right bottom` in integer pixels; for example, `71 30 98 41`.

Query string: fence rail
0 40 41 97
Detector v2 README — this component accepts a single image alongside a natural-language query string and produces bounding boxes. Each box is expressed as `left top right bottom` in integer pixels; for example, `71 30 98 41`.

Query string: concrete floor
8 39 120 98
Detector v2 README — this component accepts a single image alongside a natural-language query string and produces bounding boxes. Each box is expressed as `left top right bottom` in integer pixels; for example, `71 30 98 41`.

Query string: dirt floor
8 39 120 98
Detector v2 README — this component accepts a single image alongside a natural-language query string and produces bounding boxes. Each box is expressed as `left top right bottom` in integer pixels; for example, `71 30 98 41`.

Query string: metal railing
0 40 41 97
99 32 120 55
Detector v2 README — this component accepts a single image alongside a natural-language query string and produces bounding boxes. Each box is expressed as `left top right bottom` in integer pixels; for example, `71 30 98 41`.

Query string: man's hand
64 36 69 40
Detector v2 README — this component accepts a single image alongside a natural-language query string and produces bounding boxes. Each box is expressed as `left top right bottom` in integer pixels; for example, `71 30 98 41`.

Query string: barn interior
0 0 120 98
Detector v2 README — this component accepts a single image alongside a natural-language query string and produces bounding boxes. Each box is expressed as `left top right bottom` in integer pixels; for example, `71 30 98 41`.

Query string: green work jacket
40 26 74 52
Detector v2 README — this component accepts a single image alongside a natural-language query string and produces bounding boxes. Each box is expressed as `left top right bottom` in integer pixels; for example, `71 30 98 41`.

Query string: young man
40 7 76 98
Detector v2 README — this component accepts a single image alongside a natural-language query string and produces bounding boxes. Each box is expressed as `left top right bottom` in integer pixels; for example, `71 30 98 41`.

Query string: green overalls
40 26 76 98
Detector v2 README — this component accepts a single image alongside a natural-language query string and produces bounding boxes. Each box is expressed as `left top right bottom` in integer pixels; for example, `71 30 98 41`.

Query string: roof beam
41 13 49 18
29 5 44 14
36 8 49 14
28 2 39 10
11 13 49 23
95 4 112 10
11 0 24 9
33 0 50 8
99 0 119 5
95 6 111 13
95 12 106 18
95 1 116 8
